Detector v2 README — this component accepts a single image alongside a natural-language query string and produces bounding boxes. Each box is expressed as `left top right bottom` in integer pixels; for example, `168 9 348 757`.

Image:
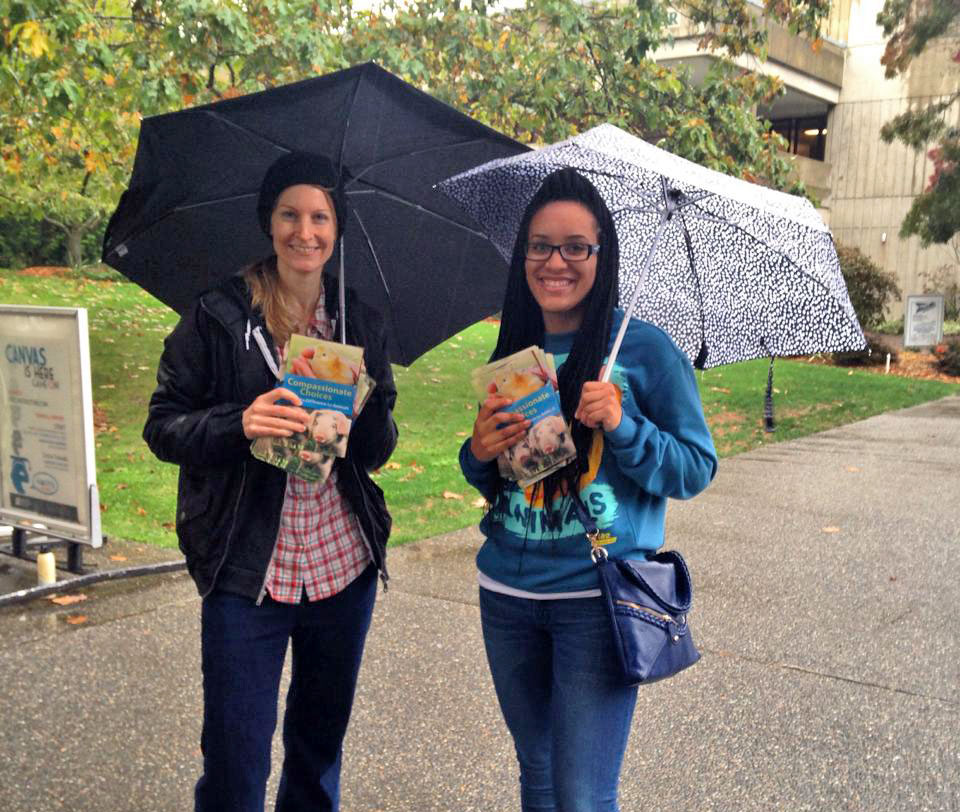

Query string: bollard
36 549 56 585
885 353 891 374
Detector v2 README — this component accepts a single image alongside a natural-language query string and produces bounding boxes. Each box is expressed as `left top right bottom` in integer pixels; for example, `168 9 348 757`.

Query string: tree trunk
66 226 84 268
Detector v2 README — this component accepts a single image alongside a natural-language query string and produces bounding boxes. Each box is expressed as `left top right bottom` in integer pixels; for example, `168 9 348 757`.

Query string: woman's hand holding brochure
250 335 376 482
471 347 577 489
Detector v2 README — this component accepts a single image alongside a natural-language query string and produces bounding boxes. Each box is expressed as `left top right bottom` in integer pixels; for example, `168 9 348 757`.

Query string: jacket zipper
201 462 249 599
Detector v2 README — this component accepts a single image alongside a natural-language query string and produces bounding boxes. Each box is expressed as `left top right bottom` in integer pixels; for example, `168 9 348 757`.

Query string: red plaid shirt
264 292 370 603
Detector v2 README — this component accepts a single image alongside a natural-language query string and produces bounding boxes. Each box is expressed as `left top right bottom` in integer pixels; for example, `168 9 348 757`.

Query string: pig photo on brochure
472 346 577 488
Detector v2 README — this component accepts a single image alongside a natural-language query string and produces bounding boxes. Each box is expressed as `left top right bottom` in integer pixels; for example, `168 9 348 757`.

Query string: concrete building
654 0 960 318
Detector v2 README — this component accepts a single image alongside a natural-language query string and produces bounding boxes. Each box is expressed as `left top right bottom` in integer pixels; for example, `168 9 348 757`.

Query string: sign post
0 306 101 572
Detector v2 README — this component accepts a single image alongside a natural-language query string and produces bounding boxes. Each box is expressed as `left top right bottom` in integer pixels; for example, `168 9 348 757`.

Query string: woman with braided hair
460 167 717 811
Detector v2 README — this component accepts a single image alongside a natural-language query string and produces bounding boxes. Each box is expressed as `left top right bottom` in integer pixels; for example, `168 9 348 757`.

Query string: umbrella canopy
437 123 865 371
102 62 528 365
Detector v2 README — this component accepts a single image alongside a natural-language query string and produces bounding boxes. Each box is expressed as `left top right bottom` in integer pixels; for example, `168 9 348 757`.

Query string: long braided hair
489 167 620 519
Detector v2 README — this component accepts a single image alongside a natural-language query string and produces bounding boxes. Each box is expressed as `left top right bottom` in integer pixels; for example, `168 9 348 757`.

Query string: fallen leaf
161 522 174 530
442 490 464 500
136 507 147 516
889 575 897 582
471 497 487 508
66 614 88 625
845 466 860 473
821 526 841 534
116 483 129 490
709 386 731 394
410 462 424 473
383 462 402 470
48 593 87 606
456 431 468 437
430 377 442 383
109 554 128 562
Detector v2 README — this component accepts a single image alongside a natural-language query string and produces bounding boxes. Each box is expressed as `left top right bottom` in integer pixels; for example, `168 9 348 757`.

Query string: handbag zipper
615 599 674 624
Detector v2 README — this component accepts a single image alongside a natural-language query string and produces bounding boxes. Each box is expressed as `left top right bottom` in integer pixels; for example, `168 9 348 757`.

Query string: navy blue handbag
574 496 700 686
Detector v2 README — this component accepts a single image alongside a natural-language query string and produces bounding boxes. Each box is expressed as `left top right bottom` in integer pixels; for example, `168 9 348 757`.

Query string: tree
2 0 831 266
877 0 960 246
1 2 141 265
337 0 831 193
0 0 345 266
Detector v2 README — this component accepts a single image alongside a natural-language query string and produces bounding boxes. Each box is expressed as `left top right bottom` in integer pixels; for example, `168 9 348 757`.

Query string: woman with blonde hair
144 151 397 812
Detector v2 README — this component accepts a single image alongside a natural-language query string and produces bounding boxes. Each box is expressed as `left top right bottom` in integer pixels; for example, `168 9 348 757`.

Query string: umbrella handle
600 210 669 383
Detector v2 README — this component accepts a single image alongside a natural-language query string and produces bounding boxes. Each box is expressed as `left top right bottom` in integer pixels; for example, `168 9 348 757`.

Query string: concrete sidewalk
2 396 958 811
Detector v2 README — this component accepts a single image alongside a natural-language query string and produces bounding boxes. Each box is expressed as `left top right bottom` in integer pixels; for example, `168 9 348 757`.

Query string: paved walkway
2 396 958 811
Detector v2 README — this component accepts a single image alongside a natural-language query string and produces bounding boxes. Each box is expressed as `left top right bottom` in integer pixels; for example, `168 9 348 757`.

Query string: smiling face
270 184 338 282
524 200 599 334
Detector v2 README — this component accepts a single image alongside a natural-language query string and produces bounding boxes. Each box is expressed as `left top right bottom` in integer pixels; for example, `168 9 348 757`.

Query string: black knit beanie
257 151 348 238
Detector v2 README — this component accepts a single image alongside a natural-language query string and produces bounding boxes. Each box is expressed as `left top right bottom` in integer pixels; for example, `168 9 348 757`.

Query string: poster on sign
0 306 101 546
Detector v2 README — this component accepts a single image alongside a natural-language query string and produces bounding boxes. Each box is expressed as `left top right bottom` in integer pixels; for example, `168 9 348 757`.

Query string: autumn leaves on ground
2 267 958 548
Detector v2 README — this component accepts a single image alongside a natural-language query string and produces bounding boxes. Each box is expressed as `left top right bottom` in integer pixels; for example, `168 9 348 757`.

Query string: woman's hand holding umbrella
470 392 531 463
575 376 622 432
242 388 309 439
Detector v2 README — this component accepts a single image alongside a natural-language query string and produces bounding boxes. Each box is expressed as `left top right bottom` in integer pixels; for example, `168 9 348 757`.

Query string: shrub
933 337 960 376
832 334 899 366
919 263 960 321
836 244 902 330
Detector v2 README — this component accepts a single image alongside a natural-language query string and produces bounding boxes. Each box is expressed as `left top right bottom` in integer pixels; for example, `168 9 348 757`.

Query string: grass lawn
2 268 957 548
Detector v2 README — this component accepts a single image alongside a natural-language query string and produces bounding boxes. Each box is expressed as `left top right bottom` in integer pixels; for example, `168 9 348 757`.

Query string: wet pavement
1 395 958 811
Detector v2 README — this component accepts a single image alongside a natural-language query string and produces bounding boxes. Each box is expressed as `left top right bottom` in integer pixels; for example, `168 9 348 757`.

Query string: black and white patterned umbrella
438 123 865 372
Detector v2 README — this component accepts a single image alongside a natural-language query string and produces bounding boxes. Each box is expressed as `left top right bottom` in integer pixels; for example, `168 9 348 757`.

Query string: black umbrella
102 62 528 365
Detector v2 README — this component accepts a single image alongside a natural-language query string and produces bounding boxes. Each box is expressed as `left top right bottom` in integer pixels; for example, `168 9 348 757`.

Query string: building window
769 115 828 161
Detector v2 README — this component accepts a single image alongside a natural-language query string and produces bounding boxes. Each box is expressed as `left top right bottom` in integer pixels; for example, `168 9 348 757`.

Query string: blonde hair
243 259 305 348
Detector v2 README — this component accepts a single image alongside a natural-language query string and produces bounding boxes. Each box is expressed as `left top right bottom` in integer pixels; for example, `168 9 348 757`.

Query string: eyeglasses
524 242 600 262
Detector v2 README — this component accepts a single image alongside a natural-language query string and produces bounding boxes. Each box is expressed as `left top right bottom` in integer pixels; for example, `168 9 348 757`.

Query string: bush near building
934 338 960 376
837 244 902 330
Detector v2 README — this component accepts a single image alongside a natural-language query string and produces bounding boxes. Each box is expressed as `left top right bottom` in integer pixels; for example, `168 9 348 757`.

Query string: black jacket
143 272 397 599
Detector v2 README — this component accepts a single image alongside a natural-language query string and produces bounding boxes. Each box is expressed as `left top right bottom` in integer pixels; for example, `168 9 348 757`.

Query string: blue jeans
194 565 376 812
479 587 639 812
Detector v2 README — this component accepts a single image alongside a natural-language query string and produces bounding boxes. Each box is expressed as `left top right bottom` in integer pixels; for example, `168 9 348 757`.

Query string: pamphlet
251 335 374 482
472 346 576 488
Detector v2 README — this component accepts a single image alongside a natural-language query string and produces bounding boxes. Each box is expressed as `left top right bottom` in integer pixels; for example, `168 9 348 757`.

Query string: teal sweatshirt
459 311 718 594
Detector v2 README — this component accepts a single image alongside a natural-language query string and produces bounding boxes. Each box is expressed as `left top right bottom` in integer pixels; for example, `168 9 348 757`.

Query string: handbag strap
569 491 608 564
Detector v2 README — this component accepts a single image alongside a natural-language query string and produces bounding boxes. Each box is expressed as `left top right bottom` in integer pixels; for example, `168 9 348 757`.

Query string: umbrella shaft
601 211 669 383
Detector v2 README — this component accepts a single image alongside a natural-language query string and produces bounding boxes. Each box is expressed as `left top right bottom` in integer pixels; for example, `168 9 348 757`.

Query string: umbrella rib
338 69 367 175
683 200 865 339
347 185 492 238
345 138 526 188
173 192 256 212
676 208 709 358
351 207 391 298
350 206 408 364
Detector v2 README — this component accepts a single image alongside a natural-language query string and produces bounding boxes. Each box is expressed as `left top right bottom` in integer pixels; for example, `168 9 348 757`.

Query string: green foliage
340 0 817 194
899 140 960 245
0 0 346 265
934 337 960 376
836 244 902 329
1 0 829 261
877 0 960 245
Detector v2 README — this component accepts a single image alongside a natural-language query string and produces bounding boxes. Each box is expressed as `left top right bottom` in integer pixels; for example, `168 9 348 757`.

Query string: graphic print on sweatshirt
493 352 630 538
